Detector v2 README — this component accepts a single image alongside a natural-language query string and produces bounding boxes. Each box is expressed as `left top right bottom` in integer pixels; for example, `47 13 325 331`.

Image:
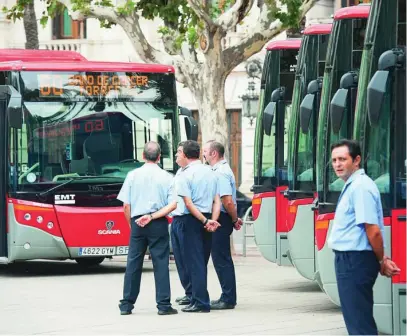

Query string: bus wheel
75 257 105 267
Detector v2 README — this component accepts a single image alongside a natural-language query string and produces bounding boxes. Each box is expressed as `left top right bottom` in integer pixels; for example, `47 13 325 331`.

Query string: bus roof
0 49 87 61
304 23 332 35
266 39 302 51
0 61 175 73
334 4 370 20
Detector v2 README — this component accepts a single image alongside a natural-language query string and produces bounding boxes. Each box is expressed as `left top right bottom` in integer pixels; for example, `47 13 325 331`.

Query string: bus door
0 84 23 260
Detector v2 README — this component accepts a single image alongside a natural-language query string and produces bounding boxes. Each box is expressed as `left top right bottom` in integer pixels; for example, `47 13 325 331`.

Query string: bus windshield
363 0 406 210
288 33 329 194
9 71 178 192
254 48 298 191
317 16 367 206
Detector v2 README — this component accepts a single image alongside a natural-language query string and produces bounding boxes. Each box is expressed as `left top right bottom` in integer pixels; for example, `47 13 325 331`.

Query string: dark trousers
182 214 212 310
211 212 237 305
334 250 380 335
119 217 171 312
171 216 192 300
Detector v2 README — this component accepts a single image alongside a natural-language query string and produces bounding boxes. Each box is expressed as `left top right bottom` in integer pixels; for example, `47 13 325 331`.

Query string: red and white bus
252 39 301 265
285 23 332 282
314 3 371 305
0 60 196 266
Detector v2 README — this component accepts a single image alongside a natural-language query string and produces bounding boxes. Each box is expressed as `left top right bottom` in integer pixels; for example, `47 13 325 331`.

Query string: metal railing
242 206 254 257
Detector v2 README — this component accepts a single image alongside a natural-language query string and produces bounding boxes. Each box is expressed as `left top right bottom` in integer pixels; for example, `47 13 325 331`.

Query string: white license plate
78 247 116 256
116 246 129 255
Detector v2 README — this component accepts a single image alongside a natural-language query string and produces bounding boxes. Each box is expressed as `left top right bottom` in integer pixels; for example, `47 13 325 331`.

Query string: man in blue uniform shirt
117 141 178 316
203 140 242 310
328 139 400 335
174 140 221 313
170 159 193 307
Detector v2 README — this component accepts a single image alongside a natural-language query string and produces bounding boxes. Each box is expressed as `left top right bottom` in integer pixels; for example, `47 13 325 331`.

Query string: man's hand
380 257 401 277
136 215 152 227
205 219 221 232
233 218 243 230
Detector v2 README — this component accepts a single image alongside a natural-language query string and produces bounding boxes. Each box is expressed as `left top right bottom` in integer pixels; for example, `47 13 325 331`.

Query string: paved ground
0 247 347 335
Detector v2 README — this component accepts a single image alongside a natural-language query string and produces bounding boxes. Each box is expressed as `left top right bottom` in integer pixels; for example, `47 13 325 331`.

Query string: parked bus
353 0 406 333
252 39 301 265
313 3 370 305
285 23 332 281
0 49 87 62
0 60 197 266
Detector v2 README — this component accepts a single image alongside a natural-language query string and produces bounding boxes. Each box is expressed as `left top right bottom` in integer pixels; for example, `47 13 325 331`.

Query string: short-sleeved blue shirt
328 169 385 251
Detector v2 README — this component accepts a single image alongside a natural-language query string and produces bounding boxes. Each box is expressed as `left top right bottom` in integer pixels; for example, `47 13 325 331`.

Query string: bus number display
38 74 149 97
36 119 105 138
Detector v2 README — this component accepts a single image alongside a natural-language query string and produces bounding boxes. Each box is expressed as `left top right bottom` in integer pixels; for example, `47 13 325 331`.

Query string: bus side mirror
0 85 22 129
330 88 348 134
263 102 276 136
367 70 389 126
179 106 193 117
179 106 198 141
300 94 315 133
184 116 198 141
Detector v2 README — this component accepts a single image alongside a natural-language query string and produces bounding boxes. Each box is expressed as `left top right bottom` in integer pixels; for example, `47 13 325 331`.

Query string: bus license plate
116 246 129 255
79 247 115 256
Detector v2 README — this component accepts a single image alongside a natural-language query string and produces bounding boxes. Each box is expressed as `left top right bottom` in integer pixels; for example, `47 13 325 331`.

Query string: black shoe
181 304 210 313
120 310 132 315
210 298 221 305
175 295 188 303
210 301 235 310
158 307 178 315
178 297 191 305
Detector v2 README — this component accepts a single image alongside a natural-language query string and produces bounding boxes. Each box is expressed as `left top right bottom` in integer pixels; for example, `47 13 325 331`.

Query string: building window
52 7 86 39
342 0 370 6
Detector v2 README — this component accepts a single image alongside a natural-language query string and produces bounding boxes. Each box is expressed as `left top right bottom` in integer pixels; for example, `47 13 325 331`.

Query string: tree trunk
194 66 229 156
23 2 39 49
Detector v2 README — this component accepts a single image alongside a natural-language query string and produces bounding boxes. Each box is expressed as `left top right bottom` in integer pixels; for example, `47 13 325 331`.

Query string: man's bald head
143 141 161 162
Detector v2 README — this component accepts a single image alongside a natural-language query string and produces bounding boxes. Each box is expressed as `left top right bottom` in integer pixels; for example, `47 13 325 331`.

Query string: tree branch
187 0 216 30
223 0 317 71
58 0 118 22
215 0 255 32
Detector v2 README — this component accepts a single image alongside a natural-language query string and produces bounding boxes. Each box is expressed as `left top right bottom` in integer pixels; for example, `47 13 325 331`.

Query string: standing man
328 139 400 335
170 155 193 307
117 141 178 316
174 140 221 313
203 140 242 310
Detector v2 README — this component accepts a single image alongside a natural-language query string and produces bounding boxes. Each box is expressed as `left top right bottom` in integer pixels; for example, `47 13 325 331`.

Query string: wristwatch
232 218 238 224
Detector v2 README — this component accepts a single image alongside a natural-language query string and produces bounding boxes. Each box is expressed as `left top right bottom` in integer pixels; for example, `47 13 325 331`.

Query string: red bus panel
392 209 406 284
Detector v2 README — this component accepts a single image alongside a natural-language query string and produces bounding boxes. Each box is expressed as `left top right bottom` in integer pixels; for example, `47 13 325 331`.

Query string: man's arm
183 196 209 223
354 186 384 262
221 195 238 222
136 201 177 226
183 196 220 232
123 204 131 226
364 223 384 262
212 194 221 221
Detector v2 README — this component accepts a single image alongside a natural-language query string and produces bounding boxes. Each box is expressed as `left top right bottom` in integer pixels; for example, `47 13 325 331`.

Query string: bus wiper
37 176 119 197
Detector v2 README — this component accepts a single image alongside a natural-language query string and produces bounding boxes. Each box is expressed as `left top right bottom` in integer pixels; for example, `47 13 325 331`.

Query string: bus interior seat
70 141 97 175
83 134 120 173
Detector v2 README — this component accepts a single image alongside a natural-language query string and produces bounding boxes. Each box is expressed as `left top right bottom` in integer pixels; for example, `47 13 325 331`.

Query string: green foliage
271 0 304 28
2 0 305 50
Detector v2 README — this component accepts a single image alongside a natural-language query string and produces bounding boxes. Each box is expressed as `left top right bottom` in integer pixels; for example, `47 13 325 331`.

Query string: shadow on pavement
272 280 323 293
0 259 155 278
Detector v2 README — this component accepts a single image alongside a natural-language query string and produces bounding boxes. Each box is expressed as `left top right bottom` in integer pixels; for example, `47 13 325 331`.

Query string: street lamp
241 59 262 126
241 79 259 126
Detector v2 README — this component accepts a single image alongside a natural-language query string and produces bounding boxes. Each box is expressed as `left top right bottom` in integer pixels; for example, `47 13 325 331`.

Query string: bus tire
75 257 105 267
